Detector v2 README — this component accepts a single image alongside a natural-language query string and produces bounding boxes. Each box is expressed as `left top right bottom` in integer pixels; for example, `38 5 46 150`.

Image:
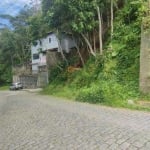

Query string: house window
33 53 39 60
43 52 46 56
49 38 51 43
39 40 42 46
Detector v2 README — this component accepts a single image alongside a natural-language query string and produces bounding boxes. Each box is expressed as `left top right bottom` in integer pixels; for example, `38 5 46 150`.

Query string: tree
0 29 14 83
0 7 35 83
28 12 49 41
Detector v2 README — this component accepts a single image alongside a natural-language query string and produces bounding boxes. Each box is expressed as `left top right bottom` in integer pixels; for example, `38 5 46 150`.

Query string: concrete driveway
0 91 150 150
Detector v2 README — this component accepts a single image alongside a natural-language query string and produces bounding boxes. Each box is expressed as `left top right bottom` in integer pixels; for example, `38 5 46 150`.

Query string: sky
0 0 32 28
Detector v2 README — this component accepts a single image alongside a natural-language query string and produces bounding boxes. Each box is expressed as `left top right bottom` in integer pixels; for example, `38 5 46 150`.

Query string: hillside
42 0 150 110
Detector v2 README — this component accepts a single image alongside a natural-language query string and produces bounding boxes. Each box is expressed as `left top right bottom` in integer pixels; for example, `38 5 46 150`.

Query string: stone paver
0 91 150 150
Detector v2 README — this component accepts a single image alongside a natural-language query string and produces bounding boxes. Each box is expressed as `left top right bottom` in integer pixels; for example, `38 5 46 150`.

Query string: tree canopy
0 0 147 84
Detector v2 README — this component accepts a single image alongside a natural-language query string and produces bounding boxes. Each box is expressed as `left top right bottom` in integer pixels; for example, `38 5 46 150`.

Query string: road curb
23 88 42 93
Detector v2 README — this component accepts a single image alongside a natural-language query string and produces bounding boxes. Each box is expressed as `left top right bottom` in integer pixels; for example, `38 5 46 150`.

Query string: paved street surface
0 91 150 150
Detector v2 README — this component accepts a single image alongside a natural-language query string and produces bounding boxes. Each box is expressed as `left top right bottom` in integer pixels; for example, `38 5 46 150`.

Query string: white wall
31 40 41 54
31 40 41 66
42 33 59 51
39 53 46 66
31 40 46 73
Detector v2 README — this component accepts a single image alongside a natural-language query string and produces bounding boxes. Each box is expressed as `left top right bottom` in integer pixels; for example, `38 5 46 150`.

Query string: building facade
31 32 76 74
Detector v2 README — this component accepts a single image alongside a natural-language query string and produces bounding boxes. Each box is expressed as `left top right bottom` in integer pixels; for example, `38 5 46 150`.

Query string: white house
31 32 76 74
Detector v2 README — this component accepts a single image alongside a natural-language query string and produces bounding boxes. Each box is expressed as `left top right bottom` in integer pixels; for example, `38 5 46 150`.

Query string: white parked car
10 82 23 90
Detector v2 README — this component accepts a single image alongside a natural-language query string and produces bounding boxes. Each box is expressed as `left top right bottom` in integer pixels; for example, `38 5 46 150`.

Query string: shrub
49 60 69 83
76 79 139 106
72 71 93 88
76 85 105 104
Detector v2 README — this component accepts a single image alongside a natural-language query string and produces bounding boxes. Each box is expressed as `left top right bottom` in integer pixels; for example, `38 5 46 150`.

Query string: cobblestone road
0 91 150 150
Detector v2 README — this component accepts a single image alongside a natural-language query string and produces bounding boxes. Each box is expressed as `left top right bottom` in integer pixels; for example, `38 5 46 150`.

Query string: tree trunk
110 0 114 50
81 33 96 57
76 45 85 66
97 6 103 55
72 36 85 66
56 31 68 64
57 39 68 63
107 9 110 27
93 30 96 52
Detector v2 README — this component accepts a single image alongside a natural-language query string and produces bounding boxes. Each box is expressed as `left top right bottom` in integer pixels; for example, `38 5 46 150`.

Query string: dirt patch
137 101 150 108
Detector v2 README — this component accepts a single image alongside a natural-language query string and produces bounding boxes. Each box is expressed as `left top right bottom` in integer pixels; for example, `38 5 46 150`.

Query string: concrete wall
46 51 61 69
13 65 31 76
37 72 48 87
140 28 150 93
13 75 20 83
19 75 38 89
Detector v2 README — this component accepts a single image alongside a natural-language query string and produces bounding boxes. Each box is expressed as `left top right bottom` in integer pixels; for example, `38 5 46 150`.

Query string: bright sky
0 0 31 16
0 0 33 28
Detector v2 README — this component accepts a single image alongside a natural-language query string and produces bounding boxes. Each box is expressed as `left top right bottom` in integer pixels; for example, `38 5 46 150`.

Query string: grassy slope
0 86 9 90
42 1 150 111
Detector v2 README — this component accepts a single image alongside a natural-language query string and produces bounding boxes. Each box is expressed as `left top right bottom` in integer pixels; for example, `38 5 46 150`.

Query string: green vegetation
0 86 9 91
42 0 150 111
0 8 34 84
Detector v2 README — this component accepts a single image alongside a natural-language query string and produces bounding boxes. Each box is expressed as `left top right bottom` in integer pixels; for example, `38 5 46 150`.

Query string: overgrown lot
42 1 150 111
